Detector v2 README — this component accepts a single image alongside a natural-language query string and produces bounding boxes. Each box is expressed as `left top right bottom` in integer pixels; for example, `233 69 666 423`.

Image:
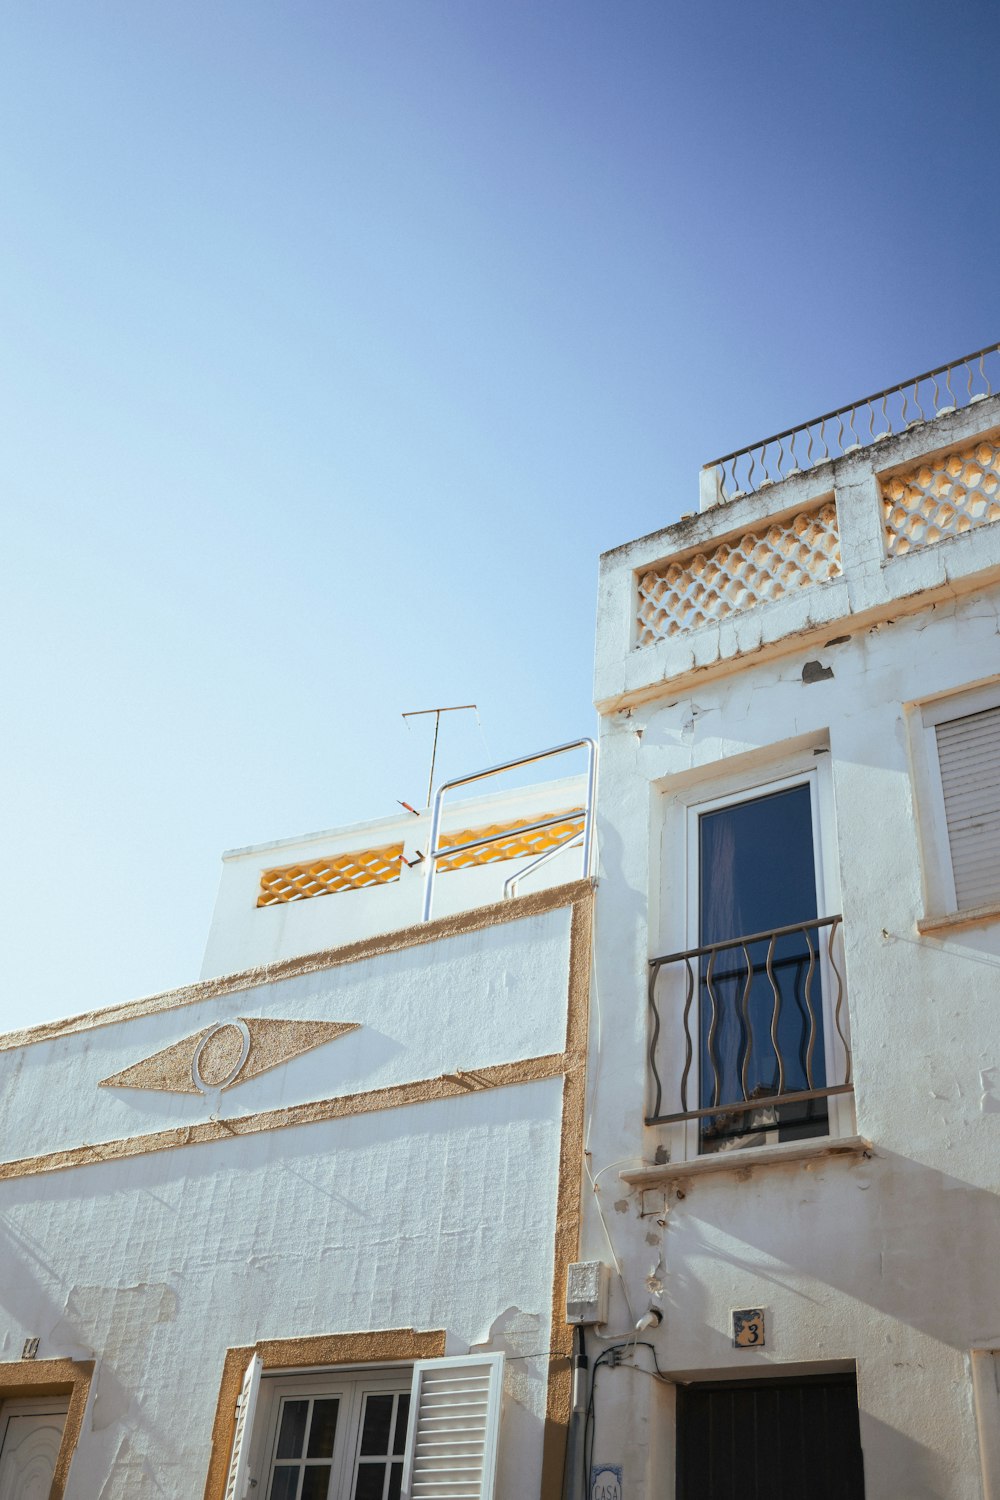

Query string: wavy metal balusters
646 914 851 1128
705 341 1000 503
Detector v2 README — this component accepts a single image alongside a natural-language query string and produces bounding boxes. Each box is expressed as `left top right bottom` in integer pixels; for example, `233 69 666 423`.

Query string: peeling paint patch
613 1198 630 1215
802 660 834 683
472 1304 543 1361
471 1306 545 1411
50 1284 177 1433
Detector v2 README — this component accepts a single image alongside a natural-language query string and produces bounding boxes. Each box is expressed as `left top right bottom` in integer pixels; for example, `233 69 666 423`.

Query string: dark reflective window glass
276 1400 309 1461
360 1394 394 1455
697 785 827 1151
353 1462 387 1500
301 1465 333 1500
268 1468 298 1500
307 1400 339 1459
387 1460 404 1500
699 784 817 945
392 1395 409 1455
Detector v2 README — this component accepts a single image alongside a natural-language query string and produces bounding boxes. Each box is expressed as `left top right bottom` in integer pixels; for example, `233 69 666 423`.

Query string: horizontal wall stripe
0 1053 570 1182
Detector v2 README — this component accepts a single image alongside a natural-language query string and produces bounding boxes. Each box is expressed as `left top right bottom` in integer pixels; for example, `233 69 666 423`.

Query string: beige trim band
0 1052 567 1183
203 1329 447 1500
1 880 592 1054
540 888 591 1497
0 1357 94 1500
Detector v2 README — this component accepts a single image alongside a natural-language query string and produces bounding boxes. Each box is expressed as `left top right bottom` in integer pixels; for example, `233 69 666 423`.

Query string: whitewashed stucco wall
0 899 579 1499
583 408 1000 1500
0 907 572 1163
2 1084 563 1499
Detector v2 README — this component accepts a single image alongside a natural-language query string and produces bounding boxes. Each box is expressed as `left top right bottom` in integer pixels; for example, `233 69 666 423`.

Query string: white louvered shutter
936 706 1000 910
223 1353 262 1500
400 1352 504 1500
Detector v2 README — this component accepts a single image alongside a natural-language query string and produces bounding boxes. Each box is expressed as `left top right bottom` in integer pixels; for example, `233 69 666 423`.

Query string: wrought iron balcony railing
646 915 852 1142
704 340 1000 504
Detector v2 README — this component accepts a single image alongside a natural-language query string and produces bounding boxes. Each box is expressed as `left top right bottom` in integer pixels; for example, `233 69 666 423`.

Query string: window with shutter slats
400 1353 503 1500
223 1354 261 1500
935 706 1000 910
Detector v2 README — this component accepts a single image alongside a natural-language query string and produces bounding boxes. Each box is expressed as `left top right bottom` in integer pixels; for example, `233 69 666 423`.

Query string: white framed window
653 752 852 1159
912 682 1000 925
225 1353 504 1500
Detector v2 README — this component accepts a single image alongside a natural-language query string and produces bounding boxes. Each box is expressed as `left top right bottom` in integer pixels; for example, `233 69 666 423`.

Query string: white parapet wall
0 879 593 1500
202 772 590 977
582 395 1000 1499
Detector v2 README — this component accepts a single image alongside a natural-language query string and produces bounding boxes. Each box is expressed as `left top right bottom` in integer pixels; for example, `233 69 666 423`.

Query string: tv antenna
402 704 479 808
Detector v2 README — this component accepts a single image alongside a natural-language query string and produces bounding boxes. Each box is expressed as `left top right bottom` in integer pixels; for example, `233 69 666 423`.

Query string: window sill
620 1134 872 1187
917 902 1000 935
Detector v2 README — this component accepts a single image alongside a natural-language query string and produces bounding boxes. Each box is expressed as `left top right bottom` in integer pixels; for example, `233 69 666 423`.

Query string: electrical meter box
565 1260 610 1325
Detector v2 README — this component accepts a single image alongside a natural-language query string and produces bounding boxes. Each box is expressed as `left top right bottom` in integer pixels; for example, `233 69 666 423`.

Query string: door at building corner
676 1374 865 1500
0 1400 69 1500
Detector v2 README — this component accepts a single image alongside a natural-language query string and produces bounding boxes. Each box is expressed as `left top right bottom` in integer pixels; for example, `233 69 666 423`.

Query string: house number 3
732 1308 765 1348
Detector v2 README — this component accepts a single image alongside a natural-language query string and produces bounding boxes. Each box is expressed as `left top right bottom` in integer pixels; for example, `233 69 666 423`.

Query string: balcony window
698 784 826 1151
648 771 852 1155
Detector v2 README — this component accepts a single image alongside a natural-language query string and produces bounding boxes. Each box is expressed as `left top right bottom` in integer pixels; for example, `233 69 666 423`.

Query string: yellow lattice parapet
437 811 586 872
258 844 403 906
636 502 841 646
882 438 1000 556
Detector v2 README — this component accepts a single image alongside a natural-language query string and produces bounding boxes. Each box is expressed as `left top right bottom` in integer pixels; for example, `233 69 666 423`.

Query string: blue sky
3 0 998 1031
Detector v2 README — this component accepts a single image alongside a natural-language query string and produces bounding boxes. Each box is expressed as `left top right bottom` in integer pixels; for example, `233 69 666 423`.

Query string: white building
0 759 595 1500
3 341 1000 1500
580 346 1000 1499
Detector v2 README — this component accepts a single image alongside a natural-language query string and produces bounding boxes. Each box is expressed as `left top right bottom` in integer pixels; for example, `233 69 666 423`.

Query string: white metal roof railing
421 738 597 922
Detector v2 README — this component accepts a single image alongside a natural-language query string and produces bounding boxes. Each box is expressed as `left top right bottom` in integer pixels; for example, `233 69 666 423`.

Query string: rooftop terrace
596 342 1000 710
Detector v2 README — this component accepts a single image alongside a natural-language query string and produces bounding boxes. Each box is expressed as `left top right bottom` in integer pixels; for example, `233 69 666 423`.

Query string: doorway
0 1399 68 1500
676 1373 865 1499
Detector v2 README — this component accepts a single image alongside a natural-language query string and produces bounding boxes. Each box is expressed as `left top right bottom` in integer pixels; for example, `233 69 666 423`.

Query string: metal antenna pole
401 704 478 808
425 710 442 810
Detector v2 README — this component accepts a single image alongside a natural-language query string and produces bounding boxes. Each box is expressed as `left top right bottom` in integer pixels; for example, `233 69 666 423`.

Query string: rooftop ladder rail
503 834 583 901
421 738 598 923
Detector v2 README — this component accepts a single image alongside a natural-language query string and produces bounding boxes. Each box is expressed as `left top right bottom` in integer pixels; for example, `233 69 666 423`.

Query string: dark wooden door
676 1374 865 1499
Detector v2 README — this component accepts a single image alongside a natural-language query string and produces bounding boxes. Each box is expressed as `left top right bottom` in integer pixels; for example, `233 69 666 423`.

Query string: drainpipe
564 1325 588 1500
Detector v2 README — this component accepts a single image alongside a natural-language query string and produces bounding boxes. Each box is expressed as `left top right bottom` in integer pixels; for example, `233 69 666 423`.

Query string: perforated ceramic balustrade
258 844 405 905
882 437 1000 556
435 809 585 872
258 811 585 905
636 502 841 646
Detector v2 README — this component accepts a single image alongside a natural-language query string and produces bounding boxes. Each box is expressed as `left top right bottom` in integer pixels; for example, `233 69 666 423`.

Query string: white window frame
245 1363 412 1500
656 751 851 1162
224 1352 504 1500
909 679 1000 926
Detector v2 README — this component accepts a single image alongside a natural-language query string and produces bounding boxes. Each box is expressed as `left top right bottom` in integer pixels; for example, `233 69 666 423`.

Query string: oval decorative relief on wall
99 1016 360 1095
